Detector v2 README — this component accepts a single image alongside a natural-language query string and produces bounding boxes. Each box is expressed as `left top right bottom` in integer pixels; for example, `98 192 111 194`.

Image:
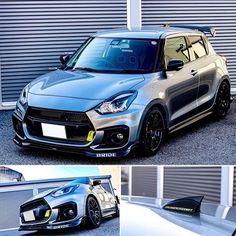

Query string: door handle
191 69 198 76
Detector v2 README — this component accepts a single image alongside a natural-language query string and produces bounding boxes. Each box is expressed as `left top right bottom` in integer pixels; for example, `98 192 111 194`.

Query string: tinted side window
101 182 112 194
164 37 190 66
189 36 207 59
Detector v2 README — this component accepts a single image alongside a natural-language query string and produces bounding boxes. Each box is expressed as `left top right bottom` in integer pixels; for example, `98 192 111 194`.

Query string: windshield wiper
73 67 149 74
114 69 148 74
74 67 98 72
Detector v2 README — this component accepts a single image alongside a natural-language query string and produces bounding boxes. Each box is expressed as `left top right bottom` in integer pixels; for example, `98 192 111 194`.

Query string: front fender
136 99 169 141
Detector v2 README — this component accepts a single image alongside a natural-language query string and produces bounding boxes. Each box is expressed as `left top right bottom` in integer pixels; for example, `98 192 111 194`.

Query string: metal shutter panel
131 166 157 197
163 166 221 203
142 0 236 93
234 166 236 205
0 0 126 102
0 190 33 229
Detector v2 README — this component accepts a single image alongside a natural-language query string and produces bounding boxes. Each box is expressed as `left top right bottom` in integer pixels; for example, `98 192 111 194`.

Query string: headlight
19 85 29 105
96 91 137 114
51 185 79 198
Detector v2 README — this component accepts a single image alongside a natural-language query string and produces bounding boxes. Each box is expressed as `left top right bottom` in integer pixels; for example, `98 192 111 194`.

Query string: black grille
25 107 94 144
27 107 89 124
20 199 51 224
21 199 47 212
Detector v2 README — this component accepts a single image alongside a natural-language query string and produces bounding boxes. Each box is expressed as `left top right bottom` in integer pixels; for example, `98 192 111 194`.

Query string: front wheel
139 107 166 157
213 81 231 119
86 196 102 228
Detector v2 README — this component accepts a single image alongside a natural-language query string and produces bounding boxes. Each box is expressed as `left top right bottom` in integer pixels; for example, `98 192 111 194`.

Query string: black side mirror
92 180 101 186
115 195 120 204
167 59 184 71
59 54 71 66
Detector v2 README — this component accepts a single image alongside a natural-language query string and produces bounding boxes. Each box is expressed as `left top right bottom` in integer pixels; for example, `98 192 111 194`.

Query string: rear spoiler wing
163 196 204 214
164 24 216 37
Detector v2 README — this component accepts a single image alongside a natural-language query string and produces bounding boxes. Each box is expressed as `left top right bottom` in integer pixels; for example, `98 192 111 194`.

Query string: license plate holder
23 210 35 222
41 123 67 139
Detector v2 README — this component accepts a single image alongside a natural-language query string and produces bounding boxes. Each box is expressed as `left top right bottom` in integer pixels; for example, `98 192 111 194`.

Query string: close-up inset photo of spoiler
121 196 236 236
121 165 236 236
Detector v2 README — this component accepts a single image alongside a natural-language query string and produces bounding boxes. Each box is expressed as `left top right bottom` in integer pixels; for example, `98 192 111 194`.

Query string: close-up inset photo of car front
12 25 232 158
19 176 119 231
0 165 120 236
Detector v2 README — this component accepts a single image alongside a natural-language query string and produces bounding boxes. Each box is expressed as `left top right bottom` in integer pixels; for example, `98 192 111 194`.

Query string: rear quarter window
189 36 207 59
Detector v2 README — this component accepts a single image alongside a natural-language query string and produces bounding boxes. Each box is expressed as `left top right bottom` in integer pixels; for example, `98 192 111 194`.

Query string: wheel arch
85 193 102 214
136 99 169 141
213 75 231 105
219 75 231 88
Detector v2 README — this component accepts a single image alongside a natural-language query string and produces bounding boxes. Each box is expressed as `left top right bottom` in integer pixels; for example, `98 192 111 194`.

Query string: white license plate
41 123 67 139
23 210 35 222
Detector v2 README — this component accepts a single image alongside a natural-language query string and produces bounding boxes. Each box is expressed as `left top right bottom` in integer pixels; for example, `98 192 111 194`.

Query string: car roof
93 26 204 39
121 199 236 236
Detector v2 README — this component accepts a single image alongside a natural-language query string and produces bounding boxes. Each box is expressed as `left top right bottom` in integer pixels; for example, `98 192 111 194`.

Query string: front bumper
12 101 144 157
19 198 83 231
13 134 136 158
19 218 82 231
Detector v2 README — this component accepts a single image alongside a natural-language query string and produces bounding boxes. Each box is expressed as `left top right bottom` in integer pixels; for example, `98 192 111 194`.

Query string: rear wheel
139 107 166 157
213 81 231 119
86 196 102 228
112 203 120 217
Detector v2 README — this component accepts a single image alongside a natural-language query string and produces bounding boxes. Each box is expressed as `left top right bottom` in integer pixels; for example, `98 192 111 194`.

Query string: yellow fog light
45 210 51 218
87 131 95 142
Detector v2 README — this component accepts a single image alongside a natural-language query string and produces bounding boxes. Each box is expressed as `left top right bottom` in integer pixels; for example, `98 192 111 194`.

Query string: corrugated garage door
233 166 236 205
163 166 221 203
142 0 236 94
131 166 157 197
0 190 32 229
0 0 126 103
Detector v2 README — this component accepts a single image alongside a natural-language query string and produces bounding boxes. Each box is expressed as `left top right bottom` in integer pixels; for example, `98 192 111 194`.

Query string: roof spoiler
164 24 216 37
163 196 204 214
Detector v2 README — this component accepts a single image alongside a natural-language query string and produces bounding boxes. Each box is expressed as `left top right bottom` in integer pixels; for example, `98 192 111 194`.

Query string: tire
112 203 120 218
139 107 166 157
86 196 102 228
213 81 231 119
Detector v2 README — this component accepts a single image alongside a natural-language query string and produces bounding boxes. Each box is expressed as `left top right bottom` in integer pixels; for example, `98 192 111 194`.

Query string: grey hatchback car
13 25 231 158
19 176 119 231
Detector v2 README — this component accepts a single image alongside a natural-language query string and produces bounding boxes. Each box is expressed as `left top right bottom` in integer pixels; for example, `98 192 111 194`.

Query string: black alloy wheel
86 196 102 228
213 81 231 119
139 107 166 157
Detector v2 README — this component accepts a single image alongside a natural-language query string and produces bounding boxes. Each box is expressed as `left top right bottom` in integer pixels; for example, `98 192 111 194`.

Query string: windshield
68 177 90 185
66 37 159 73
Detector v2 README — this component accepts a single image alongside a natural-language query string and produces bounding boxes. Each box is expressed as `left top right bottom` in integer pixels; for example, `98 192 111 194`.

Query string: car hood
29 69 144 100
25 189 54 203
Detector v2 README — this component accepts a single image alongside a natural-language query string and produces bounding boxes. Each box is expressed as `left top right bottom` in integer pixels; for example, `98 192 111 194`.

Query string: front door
164 36 199 126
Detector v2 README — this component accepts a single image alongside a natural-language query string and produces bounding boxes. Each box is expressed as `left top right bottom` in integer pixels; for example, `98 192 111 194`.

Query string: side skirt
169 110 213 134
101 207 117 217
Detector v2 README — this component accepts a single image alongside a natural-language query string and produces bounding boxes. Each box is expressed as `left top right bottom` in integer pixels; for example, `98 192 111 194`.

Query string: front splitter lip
14 135 137 158
19 217 83 231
